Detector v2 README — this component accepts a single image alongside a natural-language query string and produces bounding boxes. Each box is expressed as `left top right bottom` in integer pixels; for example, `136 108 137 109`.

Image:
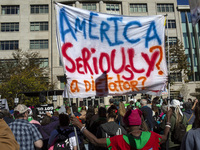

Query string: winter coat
0 119 20 150
31 116 59 140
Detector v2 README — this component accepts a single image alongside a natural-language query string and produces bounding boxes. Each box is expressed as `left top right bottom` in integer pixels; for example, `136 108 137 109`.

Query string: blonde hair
174 107 183 126
118 101 126 117
94 107 98 114
66 107 71 115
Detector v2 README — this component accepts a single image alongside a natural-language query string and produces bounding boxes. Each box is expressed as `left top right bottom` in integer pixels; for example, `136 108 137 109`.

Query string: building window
30 40 48 49
1 23 19 32
82 3 96 11
0 59 17 70
170 91 180 99
30 5 48 14
106 4 120 15
157 4 174 12
170 73 182 82
166 20 176 28
0 59 17 82
168 37 177 45
31 58 49 68
130 4 147 13
39 58 48 67
59 76 65 89
30 22 48 31
1 5 19 14
0 41 18 50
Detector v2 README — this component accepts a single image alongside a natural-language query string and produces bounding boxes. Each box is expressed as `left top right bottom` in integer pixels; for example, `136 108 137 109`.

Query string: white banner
55 3 168 98
189 0 200 26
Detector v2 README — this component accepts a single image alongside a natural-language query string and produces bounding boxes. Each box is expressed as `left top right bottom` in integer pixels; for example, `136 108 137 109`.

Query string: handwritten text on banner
55 3 168 98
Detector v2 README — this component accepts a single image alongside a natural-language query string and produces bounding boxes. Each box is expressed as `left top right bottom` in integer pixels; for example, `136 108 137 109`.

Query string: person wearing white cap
9 104 43 150
160 99 188 150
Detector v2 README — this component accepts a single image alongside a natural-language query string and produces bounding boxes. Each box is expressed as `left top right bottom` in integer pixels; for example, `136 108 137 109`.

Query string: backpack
53 128 71 150
172 120 186 144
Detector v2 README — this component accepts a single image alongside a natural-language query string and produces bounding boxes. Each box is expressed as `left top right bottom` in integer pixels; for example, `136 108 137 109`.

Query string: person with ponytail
96 105 126 139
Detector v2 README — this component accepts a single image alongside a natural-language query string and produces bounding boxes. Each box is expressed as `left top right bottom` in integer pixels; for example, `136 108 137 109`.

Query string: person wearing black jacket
96 105 126 150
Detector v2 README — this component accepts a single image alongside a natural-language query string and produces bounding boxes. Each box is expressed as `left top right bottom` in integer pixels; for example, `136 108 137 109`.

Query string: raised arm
70 116 107 147
192 99 198 110
160 108 172 144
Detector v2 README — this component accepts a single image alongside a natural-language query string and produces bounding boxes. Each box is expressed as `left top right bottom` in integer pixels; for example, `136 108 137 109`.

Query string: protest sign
55 3 168 98
0 99 9 110
36 104 54 116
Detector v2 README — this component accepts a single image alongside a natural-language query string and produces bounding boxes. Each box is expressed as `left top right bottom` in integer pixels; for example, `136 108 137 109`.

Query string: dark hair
109 98 115 104
72 103 78 113
14 111 26 119
0 112 4 119
41 116 51 126
162 98 168 105
53 111 59 117
193 102 200 128
1 109 12 118
31 108 39 121
59 113 70 126
107 105 117 119
98 107 106 118
81 106 87 111
183 102 192 110
86 106 95 127
126 105 132 111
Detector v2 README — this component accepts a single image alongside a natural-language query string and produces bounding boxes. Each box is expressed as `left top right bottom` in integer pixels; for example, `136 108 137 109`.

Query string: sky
177 0 189 5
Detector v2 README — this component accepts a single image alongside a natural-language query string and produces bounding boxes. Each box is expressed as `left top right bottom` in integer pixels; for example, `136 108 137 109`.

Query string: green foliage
165 38 192 83
0 49 54 108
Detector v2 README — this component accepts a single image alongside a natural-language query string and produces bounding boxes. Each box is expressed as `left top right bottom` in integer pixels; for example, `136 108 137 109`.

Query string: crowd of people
0 97 200 150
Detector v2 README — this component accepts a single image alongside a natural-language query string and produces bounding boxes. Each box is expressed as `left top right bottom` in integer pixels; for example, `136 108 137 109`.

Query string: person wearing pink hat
70 107 173 150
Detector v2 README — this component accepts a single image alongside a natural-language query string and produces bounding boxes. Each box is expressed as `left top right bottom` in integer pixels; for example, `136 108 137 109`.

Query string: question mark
149 46 163 75
138 76 147 90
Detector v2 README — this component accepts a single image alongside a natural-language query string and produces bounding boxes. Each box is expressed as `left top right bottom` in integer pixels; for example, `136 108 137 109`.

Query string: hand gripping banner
55 3 168 98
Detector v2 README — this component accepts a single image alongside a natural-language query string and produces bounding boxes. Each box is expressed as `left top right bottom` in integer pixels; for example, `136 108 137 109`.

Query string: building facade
0 0 198 106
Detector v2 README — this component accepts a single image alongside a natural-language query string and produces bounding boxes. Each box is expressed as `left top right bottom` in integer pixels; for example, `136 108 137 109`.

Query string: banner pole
64 74 80 150
54 3 80 149
166 14 171 105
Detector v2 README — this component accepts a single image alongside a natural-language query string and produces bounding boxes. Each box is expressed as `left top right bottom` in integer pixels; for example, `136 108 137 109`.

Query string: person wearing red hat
70 107 173 150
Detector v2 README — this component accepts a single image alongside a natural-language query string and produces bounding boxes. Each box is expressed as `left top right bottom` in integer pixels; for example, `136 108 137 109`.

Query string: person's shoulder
50 128 59 136
142 131 151 135
188 128 200 135
182 114 189 123
102 121 119 129
9 119 25 125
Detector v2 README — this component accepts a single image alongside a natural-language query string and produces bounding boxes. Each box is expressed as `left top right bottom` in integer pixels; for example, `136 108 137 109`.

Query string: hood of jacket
100 121 122 137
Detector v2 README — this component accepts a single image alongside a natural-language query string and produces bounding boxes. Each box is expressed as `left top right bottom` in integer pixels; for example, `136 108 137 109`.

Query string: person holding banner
70 107 173 150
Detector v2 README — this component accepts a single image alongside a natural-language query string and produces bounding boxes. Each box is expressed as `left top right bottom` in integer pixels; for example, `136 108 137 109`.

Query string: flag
189 0 200 26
